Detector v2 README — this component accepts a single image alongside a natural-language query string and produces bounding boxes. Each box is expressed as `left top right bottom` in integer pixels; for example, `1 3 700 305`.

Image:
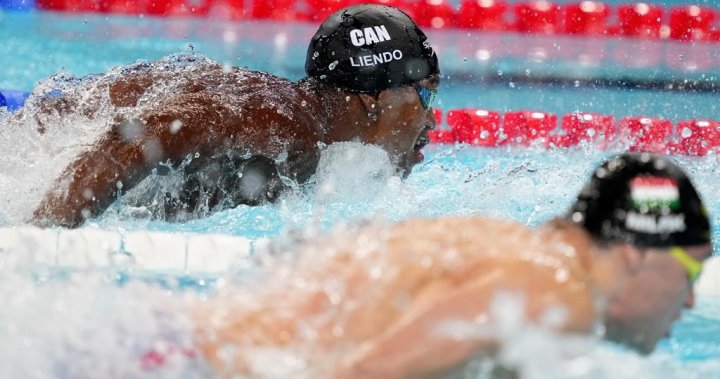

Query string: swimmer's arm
336 277 501 379
31 132 151 228
336 270 595 379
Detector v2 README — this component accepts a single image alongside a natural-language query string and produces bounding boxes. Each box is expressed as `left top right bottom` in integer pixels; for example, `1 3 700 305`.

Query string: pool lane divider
19 1 720 45
429 109 720 157
0 225 718 295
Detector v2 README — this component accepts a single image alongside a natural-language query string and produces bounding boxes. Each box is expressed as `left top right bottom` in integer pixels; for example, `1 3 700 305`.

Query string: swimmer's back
295 217 538 281
109 55 301 108
30 54 327 227
108 55 326 180
279 216 594 337
197 216 597 376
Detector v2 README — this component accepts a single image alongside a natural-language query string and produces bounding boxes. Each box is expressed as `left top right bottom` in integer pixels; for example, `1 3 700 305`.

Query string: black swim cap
567 153 711 247
305 4 439 93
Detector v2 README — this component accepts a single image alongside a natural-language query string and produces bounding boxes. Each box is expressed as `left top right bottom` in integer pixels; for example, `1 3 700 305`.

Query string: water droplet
681 127 693 138
328 60 339 70
169 119 183 134
480 130 489 139
555 268 569 282
301 100 307 107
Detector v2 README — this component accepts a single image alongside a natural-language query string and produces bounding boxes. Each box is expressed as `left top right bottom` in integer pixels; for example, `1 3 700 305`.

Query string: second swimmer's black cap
567 153 711 247
305 4 439 93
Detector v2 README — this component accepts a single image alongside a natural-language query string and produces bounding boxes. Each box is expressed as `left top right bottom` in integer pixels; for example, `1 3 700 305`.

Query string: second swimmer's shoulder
396 215 526 232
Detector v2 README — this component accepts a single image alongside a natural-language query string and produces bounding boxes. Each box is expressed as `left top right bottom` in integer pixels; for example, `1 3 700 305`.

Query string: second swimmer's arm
336 265 595 379
32 131 151 228
336 276 502 379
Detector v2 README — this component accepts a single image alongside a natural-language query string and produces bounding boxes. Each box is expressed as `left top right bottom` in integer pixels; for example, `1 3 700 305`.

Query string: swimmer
192 153 712 378
29 4 439 227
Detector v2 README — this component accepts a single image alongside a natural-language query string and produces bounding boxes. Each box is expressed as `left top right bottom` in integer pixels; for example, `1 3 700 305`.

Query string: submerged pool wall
0 226 718 294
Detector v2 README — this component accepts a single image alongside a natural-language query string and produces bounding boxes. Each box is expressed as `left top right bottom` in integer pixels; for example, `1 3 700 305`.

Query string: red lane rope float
428 108 720 157
564 2 610 36
458 0 507 30
35 0 720 43
669 5 716 41
617 3 663 38
672 119 720 156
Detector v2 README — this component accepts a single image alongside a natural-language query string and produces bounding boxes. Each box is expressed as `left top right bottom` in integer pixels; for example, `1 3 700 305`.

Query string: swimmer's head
305 4 439 93
567 153 710 248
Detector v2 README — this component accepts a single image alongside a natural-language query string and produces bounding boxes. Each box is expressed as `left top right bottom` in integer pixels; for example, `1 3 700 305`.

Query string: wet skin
195 218 713 378
30 59 438 227
196 218 601 378
604 243 713 354
362 76 439 177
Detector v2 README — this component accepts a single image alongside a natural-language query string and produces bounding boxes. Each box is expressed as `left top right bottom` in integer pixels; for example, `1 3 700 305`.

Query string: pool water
0 8 719 379
3 10 720 120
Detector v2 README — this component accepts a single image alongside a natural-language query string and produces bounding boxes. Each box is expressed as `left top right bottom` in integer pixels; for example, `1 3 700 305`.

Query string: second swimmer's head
568 153 710 248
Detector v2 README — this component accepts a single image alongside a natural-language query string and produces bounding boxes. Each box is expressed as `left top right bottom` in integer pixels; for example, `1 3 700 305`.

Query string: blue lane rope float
0 89 30 111
0 0 35 11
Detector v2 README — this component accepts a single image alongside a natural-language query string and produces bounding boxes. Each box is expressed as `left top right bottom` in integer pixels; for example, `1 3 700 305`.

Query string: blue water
4 10 720 120
0 9 718 377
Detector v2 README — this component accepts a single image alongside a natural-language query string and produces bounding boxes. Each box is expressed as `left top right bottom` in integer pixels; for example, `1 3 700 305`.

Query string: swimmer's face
365 76 438 177
605 243 712 354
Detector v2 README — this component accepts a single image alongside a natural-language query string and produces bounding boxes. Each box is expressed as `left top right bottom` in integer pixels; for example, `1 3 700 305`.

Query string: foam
696 255 720 296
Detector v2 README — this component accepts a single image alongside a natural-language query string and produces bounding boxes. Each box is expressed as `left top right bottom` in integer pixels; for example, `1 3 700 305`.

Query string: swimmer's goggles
670 246 704 284
415 83 437 110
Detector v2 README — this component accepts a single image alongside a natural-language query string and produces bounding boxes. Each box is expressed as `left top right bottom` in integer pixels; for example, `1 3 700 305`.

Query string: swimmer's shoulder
146 55 317 113
375 216 535 268
111 54 285 86
390 216 531 242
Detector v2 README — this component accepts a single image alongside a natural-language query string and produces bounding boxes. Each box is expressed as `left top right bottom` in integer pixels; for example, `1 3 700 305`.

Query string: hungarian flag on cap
630 176 680 212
